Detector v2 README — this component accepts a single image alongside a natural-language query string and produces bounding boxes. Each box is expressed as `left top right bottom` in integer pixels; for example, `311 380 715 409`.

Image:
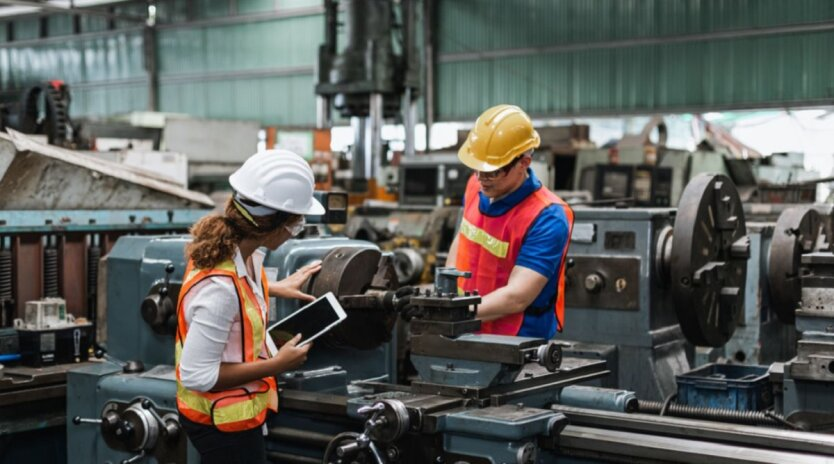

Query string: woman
175 149 325 463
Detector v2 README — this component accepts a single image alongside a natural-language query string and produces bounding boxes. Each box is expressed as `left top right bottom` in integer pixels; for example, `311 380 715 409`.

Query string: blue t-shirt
470 169 570 339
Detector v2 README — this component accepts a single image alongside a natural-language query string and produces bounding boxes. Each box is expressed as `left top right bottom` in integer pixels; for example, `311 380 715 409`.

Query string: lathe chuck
670 174 749 347
767 206 823 324
304 247 398 350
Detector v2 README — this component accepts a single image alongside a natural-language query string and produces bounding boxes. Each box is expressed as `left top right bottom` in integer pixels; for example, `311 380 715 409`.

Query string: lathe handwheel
670 174 748 347
767 206 822 324
368 399 410 444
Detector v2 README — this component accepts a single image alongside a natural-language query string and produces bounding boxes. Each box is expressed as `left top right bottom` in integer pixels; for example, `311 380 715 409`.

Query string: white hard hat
229 149 325 215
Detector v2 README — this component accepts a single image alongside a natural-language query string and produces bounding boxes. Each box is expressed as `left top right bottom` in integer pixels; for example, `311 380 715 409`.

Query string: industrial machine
62 171 834 464
573 147 732 206
315 0 420 195
560 173 751 401
345 204 460 285
563 165 832 401
773 216 834 432
0 131 212 464
397 153 468 208
0 80 82 148
578 163 674 207
694 205 833 367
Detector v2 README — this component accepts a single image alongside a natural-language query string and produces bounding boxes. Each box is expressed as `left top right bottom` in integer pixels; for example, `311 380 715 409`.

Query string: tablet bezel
267 291 347 354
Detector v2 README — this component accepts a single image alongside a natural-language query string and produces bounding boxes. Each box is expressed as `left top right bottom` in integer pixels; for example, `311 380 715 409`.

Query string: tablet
266 292 346 354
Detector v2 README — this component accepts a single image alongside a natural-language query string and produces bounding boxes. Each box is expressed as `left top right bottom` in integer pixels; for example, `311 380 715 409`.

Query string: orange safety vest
456 175 574 335
175 259 278 432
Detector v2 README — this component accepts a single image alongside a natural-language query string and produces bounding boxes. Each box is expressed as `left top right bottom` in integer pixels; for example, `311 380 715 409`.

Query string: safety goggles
473 155 525 180
285 216 306 237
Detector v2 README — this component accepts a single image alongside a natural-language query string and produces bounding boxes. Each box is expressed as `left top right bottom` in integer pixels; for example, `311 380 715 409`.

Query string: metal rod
794 175 834 186
267 427 334 448
557 425 829 464
553 405 834 456
265 451 321 464
423 0 434 150
568 197 636 207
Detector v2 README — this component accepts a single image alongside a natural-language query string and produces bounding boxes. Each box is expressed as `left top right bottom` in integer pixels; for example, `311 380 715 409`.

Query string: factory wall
2 0 834 124
436 0 834 120
0 0 323 126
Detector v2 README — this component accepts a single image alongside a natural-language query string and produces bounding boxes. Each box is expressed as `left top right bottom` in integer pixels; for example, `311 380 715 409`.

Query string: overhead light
702 112 723 122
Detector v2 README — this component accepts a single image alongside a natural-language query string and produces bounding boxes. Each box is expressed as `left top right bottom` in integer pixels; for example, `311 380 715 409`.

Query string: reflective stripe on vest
455 174 574 335
174 259 278 432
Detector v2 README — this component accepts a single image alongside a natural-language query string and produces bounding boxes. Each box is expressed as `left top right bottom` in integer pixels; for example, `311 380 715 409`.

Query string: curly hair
186 197 299 269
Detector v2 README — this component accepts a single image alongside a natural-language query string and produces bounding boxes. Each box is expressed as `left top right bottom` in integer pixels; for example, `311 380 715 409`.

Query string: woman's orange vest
455 175 573 335
174 259 278 432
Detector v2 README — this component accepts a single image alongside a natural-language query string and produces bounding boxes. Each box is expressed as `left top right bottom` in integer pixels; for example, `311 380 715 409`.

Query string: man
446 105 573 339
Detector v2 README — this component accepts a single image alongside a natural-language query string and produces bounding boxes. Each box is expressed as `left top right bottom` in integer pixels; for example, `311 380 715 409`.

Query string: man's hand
269 260 322 302
391 286 424 320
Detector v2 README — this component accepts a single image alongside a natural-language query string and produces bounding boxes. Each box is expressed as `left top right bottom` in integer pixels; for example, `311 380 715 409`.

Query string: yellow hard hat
458 105 540 172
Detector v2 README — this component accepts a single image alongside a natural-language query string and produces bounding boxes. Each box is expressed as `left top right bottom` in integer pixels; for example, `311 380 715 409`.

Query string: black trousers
180 414 267 464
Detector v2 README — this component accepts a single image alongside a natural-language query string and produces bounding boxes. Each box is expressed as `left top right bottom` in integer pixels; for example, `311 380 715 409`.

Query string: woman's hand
269 260 322 302
271 334 312 372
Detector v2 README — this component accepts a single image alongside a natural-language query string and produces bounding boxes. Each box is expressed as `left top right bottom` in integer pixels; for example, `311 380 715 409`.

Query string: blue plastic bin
676 363 772 411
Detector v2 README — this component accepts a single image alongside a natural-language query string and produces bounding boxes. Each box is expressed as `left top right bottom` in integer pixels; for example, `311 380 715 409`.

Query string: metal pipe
403 88 416 157
323 0 337 55
316 96 331 129
637 399 786 427
423 0 434 150
143 25 159 112
368 93 383 180
351 116 367 183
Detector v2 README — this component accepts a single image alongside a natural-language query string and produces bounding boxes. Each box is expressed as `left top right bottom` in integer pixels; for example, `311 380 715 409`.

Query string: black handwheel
670 174 749 347
767 207 822 324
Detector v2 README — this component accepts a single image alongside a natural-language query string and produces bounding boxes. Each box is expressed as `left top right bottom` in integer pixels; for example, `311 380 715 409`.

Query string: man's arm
473 266 548 321
477 204 570 321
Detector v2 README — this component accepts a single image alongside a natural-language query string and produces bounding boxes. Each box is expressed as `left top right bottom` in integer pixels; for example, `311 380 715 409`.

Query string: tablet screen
268 292 344 348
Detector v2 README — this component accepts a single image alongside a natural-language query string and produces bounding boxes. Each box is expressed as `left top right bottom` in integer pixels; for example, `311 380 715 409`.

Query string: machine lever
160 264 175 297
72 416 102 425
141 400 166 428
120 450 146 464
357 403 385 416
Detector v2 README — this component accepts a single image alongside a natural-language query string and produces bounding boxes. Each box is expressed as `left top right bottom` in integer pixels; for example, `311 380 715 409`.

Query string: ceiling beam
0 0 145 23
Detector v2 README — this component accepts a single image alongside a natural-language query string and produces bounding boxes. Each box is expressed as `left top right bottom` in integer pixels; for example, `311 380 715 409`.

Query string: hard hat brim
304 197 326 216
258 195 326 216
458 141 503 172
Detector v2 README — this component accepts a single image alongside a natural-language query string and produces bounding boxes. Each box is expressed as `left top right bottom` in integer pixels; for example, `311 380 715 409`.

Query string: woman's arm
213 334 310 390
268 261 322 301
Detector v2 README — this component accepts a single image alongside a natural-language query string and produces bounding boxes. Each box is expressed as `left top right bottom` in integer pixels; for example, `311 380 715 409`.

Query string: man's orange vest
456 175 573 335
175 259 278 432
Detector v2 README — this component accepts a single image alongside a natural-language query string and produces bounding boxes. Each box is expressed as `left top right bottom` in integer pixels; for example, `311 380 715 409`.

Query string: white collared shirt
178 248 270 393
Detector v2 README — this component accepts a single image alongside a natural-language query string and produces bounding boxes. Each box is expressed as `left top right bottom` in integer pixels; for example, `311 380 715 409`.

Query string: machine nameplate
564 256 640 311
604 231 635 250
571 223 596 244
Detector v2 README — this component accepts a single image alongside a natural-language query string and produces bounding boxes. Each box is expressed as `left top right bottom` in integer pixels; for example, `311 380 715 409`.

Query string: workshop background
1 1 834 463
